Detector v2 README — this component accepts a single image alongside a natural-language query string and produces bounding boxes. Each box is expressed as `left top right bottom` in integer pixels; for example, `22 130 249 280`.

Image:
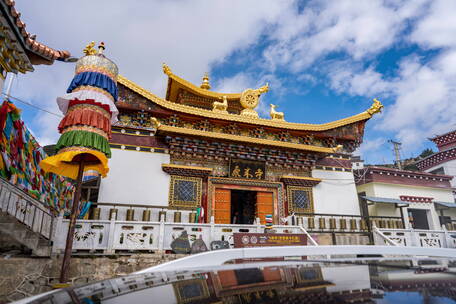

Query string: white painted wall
426 159 456 193
98 149 170 206
311 170 361 215
356 182 455 230
366 183 454 202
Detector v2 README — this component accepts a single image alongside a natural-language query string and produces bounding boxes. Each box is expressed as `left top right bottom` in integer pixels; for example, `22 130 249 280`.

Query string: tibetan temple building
92 64 384 225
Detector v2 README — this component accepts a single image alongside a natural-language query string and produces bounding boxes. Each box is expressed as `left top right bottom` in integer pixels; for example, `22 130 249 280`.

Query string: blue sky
4 0 456 164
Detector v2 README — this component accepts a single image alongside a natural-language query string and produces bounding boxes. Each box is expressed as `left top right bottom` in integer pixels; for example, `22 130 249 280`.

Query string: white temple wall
98 149 170 206
311 170 361 215
425 159 456 190
357 182 453 230
366 183 454 203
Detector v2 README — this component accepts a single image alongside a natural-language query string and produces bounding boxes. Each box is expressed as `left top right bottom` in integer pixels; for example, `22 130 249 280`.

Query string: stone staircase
0 211 52 256
0 178 56 257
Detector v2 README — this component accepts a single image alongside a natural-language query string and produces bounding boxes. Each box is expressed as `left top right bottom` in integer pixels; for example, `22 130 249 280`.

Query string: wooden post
59 158 85 283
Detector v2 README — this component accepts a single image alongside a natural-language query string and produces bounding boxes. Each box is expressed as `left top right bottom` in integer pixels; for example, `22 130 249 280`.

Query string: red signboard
233 233 307 248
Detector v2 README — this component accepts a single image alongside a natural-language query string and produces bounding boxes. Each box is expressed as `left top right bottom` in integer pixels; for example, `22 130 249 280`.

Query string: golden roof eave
163 64 241 100
117 74 382 132
158 124 340 153
162 163 213 172
281 175 322 182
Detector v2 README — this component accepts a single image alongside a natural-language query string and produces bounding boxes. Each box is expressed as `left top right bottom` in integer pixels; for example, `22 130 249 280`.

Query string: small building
416 129 456 192
355 166 455 230
0 0 70 91
92 65 383 229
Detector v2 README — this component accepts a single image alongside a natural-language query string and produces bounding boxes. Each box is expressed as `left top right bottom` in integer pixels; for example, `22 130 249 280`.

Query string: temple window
169 176 202 209
287 186 314 214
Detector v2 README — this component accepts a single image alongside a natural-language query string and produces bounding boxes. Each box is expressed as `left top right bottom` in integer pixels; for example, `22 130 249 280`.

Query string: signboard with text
233 233 307 248
229 159 266 180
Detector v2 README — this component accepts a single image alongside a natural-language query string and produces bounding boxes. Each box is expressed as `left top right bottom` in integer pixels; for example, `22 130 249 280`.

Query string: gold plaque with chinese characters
229 159 266 180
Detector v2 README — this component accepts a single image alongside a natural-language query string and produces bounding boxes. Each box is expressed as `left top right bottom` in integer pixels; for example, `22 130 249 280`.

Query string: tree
419 148 434 158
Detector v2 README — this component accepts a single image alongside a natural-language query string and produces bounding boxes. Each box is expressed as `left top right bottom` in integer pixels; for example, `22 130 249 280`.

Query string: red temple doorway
213 187 274 225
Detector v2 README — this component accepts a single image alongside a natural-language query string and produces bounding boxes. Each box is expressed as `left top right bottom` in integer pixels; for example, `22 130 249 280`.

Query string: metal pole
59 158 85 283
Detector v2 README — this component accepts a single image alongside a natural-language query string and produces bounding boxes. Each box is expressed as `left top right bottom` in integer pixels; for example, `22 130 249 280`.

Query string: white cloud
10 0 456 163
12 0 295 144
410 0 456 49
263 0 428 72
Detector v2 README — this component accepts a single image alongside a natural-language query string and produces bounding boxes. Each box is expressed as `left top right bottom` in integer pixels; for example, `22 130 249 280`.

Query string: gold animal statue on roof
212 95 228 113
270 104 284 121
367 98 384 115
83 41 97 56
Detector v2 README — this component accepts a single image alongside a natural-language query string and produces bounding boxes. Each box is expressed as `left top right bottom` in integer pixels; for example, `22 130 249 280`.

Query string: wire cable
1 93 63 118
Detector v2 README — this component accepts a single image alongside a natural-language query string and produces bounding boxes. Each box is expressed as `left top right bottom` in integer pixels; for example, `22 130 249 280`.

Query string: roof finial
98 42 105 54
83 41 97 56
200 72 211 90
162 63 172 75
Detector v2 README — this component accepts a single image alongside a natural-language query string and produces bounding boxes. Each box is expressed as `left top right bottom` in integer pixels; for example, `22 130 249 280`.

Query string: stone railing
52 215 306 254
0 177 55 239
292 213 403 233
374 227 456 248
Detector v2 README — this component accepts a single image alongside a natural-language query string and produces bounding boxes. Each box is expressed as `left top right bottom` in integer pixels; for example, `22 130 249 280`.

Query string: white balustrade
375 227 456 249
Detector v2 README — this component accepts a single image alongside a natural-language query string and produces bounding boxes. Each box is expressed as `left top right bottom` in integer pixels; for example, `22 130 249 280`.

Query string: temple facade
92 65 383 227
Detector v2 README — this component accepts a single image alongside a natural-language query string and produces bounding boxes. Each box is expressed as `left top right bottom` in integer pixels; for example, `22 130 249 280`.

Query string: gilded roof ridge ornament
270 104 285 121
200 72 211 90
83 41 97 56
117 74 379 131
240 83 269 118
367 98 384 115
162 63 172 76
212 95 228 113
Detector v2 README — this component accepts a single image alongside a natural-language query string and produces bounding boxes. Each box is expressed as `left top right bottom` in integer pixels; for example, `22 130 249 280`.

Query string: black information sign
229 159 266 180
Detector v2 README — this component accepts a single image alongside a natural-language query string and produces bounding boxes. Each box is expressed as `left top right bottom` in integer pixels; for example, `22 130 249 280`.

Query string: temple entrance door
214 188 231 224
256 192 274 224
231 190 257 224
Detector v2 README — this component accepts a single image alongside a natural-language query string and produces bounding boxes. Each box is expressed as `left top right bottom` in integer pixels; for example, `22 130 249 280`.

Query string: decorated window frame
169 175 202 209
287 186 314 214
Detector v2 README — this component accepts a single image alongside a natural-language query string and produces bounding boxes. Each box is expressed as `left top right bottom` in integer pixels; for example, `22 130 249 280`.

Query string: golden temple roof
117 74 383 132
163 64 243 101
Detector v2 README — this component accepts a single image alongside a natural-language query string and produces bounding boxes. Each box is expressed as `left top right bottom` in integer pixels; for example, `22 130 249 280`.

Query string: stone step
0 211 51 256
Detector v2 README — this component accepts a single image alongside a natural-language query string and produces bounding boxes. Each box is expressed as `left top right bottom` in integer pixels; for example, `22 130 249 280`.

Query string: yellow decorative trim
162 64 241 100
158 124 339 153
281 175 322 182
117 75 381 131
162 164 213 172
169 176 202 210
287 186 314 214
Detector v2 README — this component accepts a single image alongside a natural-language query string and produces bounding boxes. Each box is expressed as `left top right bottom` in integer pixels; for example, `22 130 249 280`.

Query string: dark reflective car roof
25 259 456 304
